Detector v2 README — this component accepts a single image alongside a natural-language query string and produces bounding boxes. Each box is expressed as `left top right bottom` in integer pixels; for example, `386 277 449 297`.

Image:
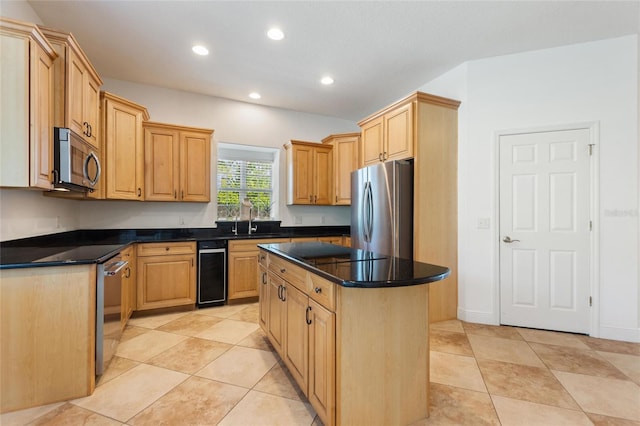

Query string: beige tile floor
3 302 640 426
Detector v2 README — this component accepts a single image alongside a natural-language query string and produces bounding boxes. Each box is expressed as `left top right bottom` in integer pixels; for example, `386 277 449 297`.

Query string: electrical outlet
321 216 326 224
295 216 303 225
477 218 490 229
179 216 185 225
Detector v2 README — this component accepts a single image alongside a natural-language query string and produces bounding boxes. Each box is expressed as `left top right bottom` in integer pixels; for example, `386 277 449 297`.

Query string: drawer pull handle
314 287 322 294
305 306 312 325
280 268 286 273
166 247 170 251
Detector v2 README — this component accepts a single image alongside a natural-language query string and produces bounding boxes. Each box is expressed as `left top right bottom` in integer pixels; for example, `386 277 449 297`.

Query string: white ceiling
26 1 640 121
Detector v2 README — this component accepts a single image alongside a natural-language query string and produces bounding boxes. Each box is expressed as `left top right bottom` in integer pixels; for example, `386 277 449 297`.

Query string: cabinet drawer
230 238 289 252
258 249 268 267
137 241 196 257
308 273 335 311
269 255 309 292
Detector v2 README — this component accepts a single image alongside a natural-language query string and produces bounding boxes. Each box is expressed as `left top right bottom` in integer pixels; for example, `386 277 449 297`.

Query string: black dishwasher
197 240 227 307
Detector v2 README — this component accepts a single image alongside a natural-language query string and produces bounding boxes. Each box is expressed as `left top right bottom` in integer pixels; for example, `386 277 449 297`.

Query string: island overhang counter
257 242 450 426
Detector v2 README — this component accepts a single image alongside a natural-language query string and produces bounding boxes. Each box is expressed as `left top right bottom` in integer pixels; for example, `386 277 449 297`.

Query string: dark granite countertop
0 225 349 269
258 242 450 288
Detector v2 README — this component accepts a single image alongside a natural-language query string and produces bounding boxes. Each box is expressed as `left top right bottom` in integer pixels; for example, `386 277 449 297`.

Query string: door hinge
589 296 592 307
588 144 595 155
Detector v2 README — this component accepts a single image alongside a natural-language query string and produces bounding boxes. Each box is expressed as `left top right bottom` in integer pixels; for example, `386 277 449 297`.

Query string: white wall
420 35 639 342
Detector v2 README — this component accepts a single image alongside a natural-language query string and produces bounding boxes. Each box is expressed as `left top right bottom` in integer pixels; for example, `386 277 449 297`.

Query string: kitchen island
257 242 449 426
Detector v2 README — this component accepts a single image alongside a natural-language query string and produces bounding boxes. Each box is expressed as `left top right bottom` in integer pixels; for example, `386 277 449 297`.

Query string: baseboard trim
597 325 640 343
457 307 497 325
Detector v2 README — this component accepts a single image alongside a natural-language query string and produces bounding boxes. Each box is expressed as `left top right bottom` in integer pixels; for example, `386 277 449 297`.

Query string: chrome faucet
231 216 238 236
248 208 257 235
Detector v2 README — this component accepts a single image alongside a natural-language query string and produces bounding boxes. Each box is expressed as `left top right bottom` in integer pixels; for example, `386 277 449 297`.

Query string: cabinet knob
314 287 322 294
165 247 170 251
280 268 286 273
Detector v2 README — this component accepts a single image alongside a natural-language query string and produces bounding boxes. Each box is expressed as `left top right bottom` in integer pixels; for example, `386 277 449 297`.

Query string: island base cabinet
258 264 269 330
335 284 429 425
283 284 309 393
0 265 96 413
267 273 286 355
308 299 335 426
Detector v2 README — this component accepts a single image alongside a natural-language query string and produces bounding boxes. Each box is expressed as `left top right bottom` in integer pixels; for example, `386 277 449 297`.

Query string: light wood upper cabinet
322 133 359 205
285 140 333 205
101 92 149 200
143 122 213 202
38 25 103 149
359 100 414 167
136 242 196 310
0 18 57 190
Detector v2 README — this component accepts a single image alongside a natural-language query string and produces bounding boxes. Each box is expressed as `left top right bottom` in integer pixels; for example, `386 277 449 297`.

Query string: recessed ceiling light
267 28 285 41
192 45 209 56
321 76 334 85
249 92 261 100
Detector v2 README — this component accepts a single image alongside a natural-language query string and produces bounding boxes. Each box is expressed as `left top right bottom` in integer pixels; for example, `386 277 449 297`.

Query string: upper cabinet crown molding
0 17 57 190
357 91 461 126
38 25 103 149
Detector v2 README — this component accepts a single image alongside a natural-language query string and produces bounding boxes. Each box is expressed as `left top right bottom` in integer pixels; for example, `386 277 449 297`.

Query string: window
216 144 278 220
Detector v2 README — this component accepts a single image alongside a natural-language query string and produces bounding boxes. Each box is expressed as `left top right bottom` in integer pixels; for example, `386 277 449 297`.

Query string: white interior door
499 129 591 334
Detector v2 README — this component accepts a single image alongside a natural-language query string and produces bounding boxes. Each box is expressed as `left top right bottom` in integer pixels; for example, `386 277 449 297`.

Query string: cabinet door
104 98 145 200
290 144 314 204
84 76 100 148
120 246 135 329
258 264 269 332
308 299 335 426
31 40 55 189
360 116 383 167
228 250 260 300
332 136 358 205
313 145 333 205
384 102 413 161
267 273 286 356
137 254 195 310
67 49 86 140
144 126 180 201
284 284 309 394
180 130 210 202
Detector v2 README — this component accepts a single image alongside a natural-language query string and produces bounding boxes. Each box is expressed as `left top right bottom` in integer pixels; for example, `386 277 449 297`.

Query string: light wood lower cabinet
0 264 96 413
260 250 428 425
136 242 196 310
120 245 135 329
228 238 288 301
261 249 336 426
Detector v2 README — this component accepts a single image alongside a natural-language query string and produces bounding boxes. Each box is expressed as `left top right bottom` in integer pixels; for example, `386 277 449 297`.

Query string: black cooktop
279 242 388 266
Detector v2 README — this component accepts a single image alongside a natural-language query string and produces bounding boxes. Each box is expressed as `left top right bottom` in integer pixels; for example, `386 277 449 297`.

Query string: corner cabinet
0 18 57 190
136 242 196 310
38 25 103 149
143 122 213 202
322 133 359 205
285 140 333 205
360 91 461 322
101 92 149 200
359 101 413 167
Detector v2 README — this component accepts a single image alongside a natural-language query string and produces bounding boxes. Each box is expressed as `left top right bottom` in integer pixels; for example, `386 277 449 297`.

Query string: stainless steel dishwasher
197 240 227 307
96 255 128 375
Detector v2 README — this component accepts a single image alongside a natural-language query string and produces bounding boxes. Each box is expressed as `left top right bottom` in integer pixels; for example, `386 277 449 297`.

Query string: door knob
503 236 521 243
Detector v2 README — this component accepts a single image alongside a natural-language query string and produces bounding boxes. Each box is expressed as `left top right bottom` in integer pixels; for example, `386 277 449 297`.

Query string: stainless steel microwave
53 127 101 192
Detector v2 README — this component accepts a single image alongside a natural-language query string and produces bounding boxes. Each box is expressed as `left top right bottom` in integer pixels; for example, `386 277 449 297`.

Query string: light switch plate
477 218 490 229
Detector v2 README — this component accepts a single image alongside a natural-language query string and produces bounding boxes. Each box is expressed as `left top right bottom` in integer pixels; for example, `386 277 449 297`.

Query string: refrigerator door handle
365 181 374 242
363 181 371 242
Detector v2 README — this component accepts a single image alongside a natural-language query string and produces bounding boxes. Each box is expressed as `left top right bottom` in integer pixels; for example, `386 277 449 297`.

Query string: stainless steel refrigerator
351 160 413 259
